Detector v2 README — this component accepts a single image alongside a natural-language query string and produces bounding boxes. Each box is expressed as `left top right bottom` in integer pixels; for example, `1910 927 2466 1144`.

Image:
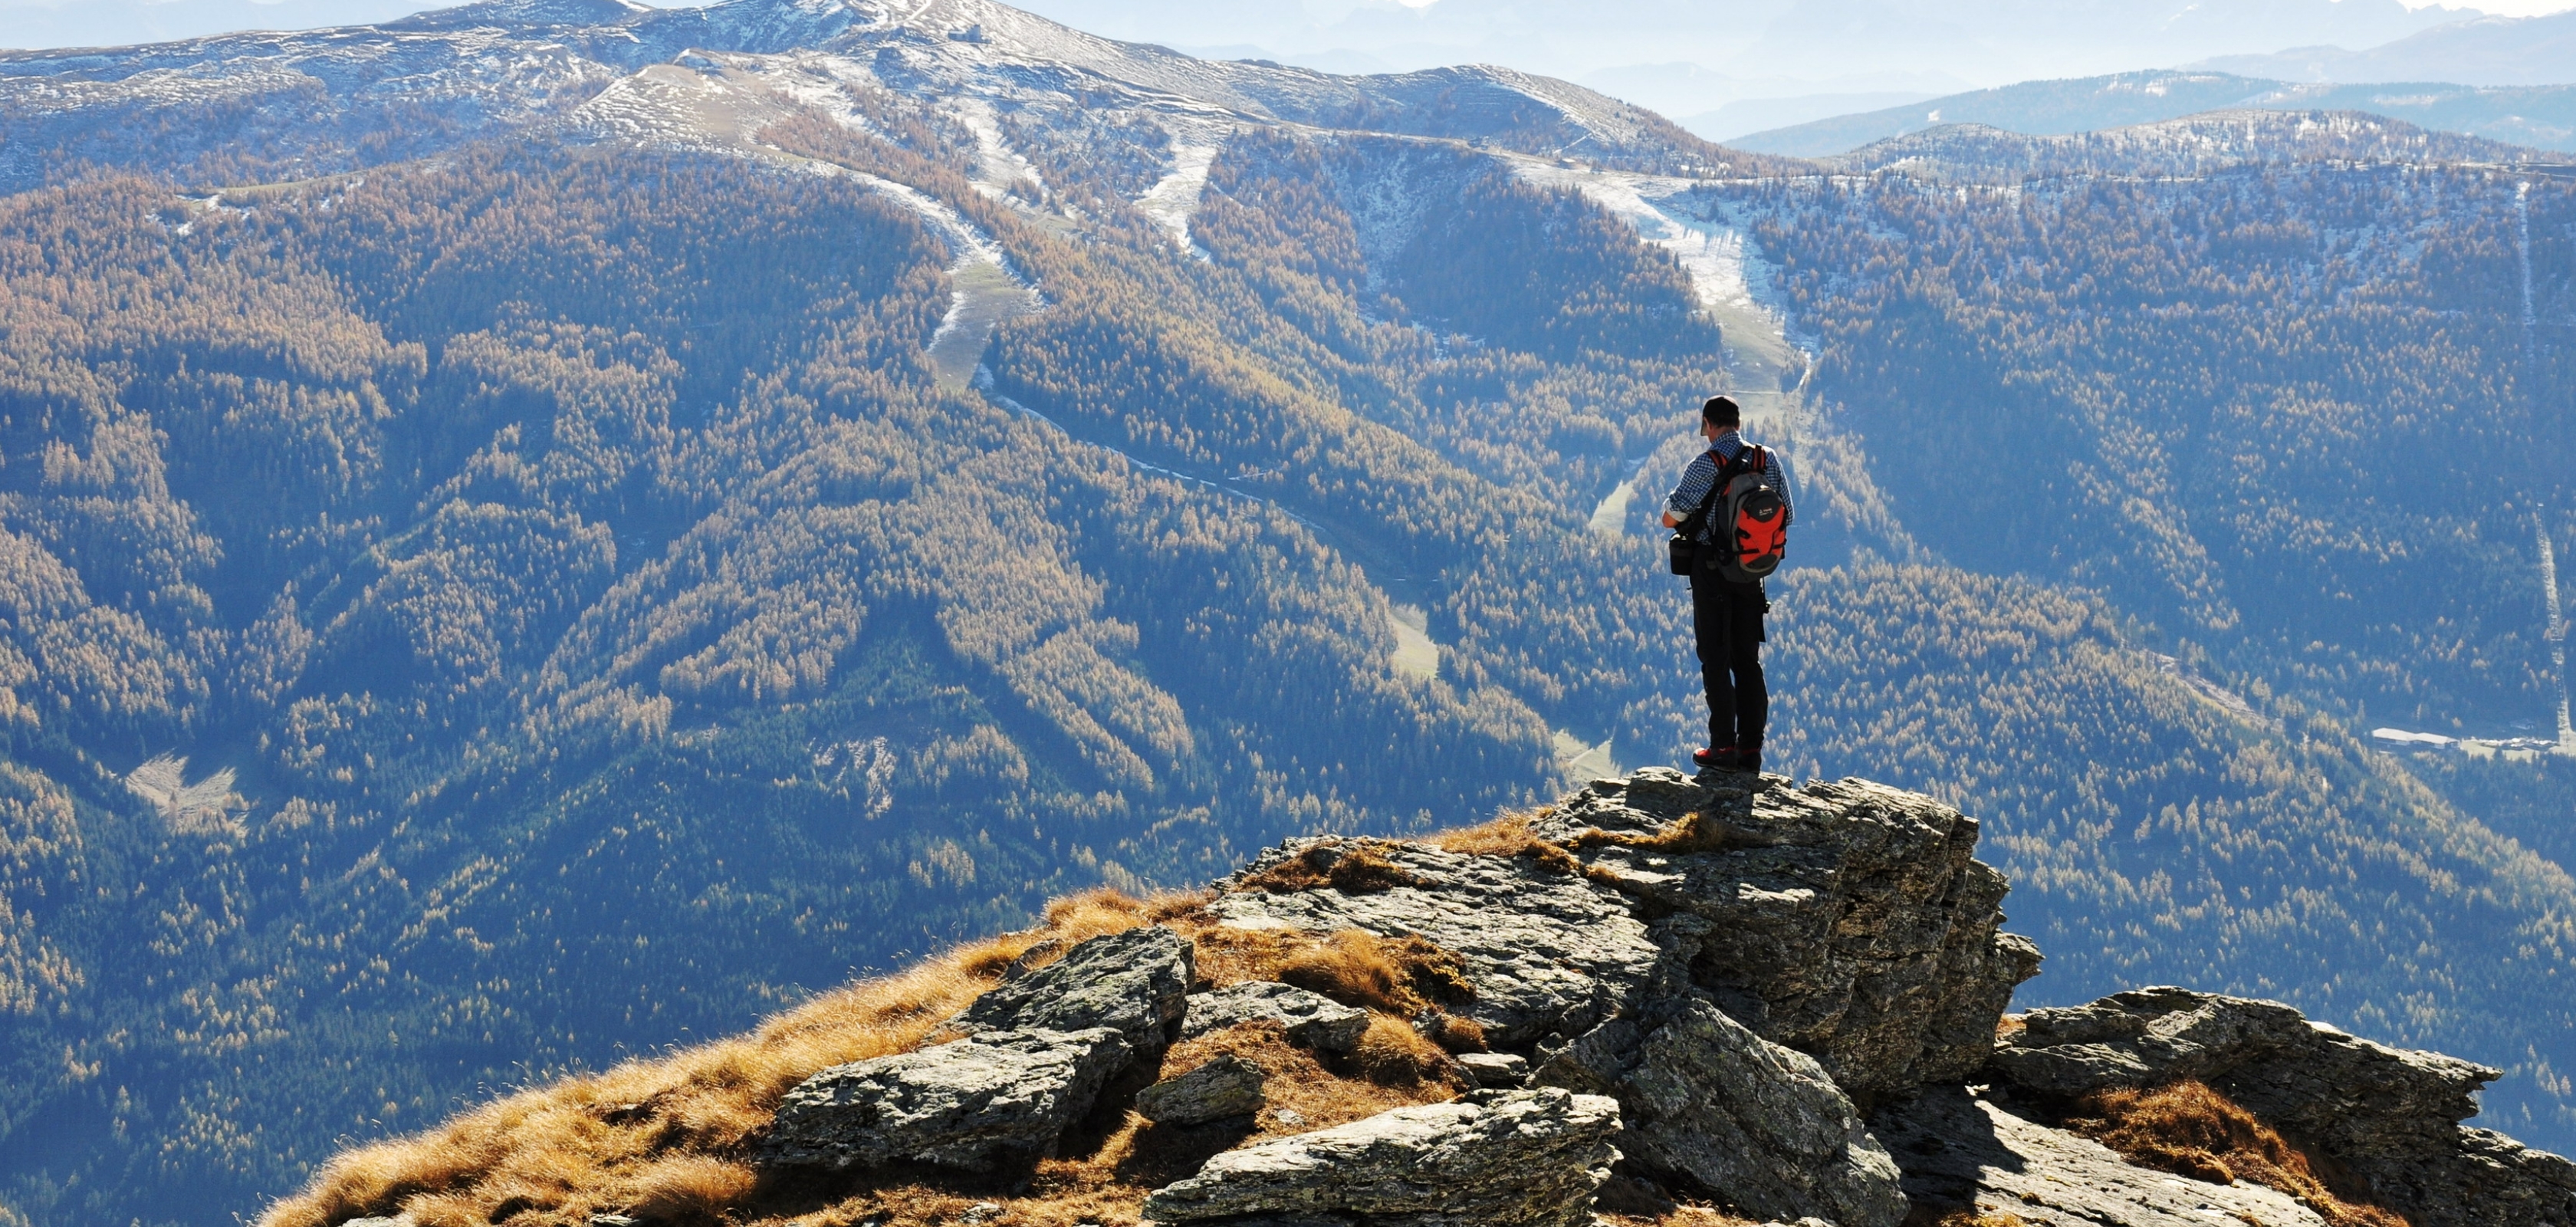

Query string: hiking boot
1735 746 1762 775
1691 745 1740 771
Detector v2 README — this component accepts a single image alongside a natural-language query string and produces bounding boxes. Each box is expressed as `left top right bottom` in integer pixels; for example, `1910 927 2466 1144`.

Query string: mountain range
0 1 2571 1224
2200 6 2576 86
1730 68 2576 156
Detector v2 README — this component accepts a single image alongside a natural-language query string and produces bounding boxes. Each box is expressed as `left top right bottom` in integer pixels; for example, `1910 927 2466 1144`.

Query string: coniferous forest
0 5 2572 1223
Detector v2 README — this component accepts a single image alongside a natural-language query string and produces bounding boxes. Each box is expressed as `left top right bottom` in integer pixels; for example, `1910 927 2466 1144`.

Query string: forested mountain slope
0 2 2571 1224
1825 108 2543 185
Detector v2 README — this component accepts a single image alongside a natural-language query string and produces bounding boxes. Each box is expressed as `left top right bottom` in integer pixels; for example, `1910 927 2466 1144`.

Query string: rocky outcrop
1608 1000 1907 1227
760 1027 1132 1172
1198 770 2035 1223
740 767 2571 1227
1136 1054 1267 1127
1140 1088 1621 1227
1547 770 2042 1104
1990 986 2576 1227
1208 839 1662 1048
1877 1085 2330 1227
951 924 1195 1048
1457 1052 1529 1087
1181 981 1372 1053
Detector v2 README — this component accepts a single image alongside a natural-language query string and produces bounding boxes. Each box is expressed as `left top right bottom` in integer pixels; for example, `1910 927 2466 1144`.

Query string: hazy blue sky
3 0 2570 117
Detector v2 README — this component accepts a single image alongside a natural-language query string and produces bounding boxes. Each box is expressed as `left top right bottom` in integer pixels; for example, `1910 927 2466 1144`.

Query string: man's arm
1664 452 1719 531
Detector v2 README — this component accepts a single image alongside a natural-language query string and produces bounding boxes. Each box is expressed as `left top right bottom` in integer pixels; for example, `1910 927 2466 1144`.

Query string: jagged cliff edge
276 769 2576 1227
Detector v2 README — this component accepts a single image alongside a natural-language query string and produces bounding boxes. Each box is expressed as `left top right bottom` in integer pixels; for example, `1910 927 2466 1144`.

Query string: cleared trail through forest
1526 163 1812 538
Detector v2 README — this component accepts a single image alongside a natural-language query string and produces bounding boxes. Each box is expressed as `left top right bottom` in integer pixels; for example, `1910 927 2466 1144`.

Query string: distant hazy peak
2194 7 2576 86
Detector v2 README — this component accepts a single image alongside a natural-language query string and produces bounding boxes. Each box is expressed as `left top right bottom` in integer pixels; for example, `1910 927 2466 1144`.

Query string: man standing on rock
1662 395 1792 775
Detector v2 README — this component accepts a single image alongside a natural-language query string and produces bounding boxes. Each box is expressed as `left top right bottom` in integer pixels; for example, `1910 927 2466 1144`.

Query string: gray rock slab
950 925 1194 1048
1209 839 1661 1048
1990 986 2576 1227
1181 981 1371 1052
1615 999 1907 1227
1142 1087 1621 1227
1136 1053 1267 1126
1457 1051 1530 1087
1876 1084 2328 1227
759 1027 1129 1172
1564 773 2040 1102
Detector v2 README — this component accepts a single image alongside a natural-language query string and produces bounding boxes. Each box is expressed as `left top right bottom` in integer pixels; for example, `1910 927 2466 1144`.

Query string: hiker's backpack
1667 445 1788 581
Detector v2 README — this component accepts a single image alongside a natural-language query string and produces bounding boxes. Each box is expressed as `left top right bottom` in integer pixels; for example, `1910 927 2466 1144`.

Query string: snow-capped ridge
384 0 652 33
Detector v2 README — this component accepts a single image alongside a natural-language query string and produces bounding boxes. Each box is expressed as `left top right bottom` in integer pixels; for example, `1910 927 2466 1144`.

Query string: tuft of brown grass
1414 1008 1488 1054
1339 1015 1457 1087
1567 807 1751 854
1439 802 1763 871
1234 840 1427 894
1426 808 1598 877
1276 929 1474 1016
2066 1081 2409 1227
1595 1205 1761 1227
1166 1020 1458 1130
626 1156 761 1223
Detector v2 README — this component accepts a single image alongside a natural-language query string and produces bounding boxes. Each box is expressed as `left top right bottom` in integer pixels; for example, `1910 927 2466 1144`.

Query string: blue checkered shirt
1664 430 1794 545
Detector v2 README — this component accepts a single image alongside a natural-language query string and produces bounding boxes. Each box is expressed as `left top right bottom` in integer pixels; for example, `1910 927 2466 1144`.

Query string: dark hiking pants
1691 575 1767 752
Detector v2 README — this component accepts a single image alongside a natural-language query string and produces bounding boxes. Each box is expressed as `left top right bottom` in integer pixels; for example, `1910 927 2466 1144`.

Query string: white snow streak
1136 134 1224 259
2518 180 2539 364
1511 162 1789 325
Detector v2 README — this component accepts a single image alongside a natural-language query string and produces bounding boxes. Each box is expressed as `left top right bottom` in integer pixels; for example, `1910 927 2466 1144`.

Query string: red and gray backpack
1670 446 1788 581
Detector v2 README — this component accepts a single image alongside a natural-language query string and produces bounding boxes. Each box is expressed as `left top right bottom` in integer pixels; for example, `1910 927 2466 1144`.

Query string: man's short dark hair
1702 396 1741 428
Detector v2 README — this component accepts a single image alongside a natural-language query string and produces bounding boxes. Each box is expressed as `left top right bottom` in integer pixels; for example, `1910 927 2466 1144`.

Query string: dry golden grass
1165 1020 1460 1131
1425 807 1597 877
1436 802 1763 875
1572 807 1749 854
1279 929 1474 1015
2066 1081 2409 1227
1234 838 1428 894
1595 1200 1761 1227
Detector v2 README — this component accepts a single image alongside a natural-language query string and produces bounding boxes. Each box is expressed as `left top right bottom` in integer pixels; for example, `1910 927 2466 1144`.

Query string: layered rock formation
540 768 2575 1226
1986 987 2576 1227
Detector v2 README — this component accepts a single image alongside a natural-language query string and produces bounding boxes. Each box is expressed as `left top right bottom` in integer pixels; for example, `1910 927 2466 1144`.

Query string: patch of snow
1552 729 1617 781
1135 127 1225 259
1510 161 1791 324
1388 602 1438 681
2371 727 2458 745
127 754 246 836
949 94 1044 201
2147 652 2276 730
1587 452 1656 537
